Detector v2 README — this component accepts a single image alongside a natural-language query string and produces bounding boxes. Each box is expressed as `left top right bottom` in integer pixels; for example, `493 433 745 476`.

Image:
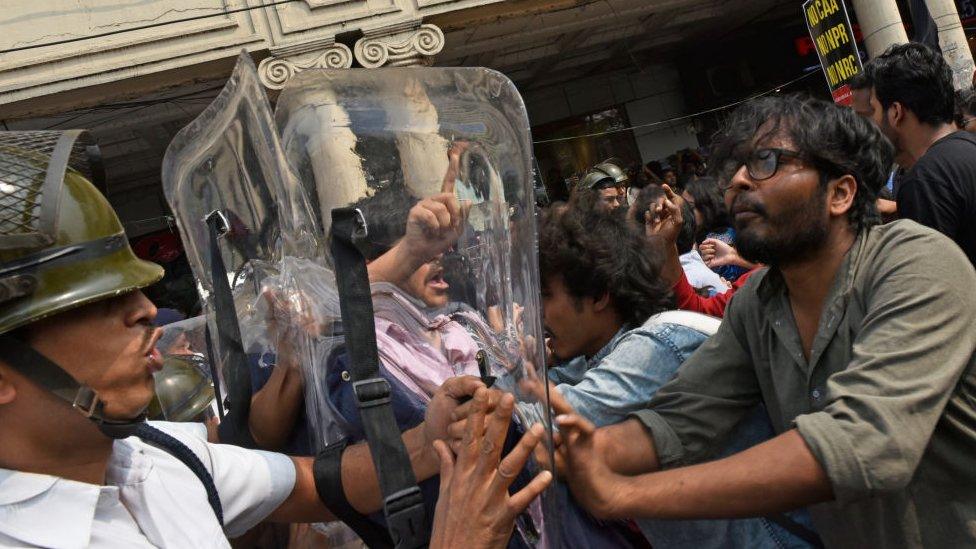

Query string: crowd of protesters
3 40 976 549
509 40 976 548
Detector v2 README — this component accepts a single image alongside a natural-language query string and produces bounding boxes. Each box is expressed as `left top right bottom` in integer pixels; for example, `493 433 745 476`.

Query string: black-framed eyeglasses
719 148 812 191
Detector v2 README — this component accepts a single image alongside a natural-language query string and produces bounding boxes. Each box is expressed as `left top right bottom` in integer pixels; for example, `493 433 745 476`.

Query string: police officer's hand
430 389 552 549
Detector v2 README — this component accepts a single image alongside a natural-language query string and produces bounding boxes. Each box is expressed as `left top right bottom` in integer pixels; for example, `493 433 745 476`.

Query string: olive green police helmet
0 130 164 334
147 316 216 422
148 353 216 422
578 160 630 191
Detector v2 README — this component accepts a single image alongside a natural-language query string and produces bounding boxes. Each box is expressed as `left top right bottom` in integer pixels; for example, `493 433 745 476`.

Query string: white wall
522 63 700 163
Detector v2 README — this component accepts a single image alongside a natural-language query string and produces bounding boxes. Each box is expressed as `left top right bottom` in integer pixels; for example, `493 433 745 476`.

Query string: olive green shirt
633 220 976 548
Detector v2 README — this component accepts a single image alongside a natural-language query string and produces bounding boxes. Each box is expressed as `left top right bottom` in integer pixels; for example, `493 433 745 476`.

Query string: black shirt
896 131 976 267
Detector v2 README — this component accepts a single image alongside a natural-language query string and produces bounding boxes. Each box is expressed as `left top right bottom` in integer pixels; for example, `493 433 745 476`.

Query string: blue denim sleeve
547 356 588 386
555 328 698 428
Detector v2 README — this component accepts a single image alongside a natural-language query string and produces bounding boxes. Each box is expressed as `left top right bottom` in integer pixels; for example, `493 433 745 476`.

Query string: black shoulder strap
205 210 255 448
134 423 224 528
325 207 427 549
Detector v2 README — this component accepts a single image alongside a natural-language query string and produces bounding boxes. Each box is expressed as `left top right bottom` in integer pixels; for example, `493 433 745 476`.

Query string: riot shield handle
205 209 230 237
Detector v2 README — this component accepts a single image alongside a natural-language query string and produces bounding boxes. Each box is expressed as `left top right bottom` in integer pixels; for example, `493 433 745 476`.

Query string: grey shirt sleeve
794 226 976 503
630 294 763 467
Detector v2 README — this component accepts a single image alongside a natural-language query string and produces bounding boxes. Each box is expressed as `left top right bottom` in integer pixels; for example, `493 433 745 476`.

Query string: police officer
0 131 548 548
578 161 630 212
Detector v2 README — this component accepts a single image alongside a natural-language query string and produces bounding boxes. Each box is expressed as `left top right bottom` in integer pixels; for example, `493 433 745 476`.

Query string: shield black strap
325 207 427 549
205 210 255 448
203 324 226 419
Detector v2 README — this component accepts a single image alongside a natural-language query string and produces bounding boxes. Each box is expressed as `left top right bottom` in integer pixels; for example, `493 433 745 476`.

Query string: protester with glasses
555 94 976 548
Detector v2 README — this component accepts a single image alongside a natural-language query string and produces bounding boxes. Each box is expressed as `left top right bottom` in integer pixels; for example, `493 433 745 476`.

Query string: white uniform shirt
0 422 296 548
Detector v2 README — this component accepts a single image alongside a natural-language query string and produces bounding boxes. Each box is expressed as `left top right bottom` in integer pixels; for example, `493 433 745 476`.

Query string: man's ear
592 292 612 313
887 102 905 127
0 364 17 405
828 174 857 219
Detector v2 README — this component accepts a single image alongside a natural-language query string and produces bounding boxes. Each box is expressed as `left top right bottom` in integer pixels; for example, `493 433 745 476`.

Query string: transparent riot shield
275 67 556 546
163 53 558 547
161 52 345 450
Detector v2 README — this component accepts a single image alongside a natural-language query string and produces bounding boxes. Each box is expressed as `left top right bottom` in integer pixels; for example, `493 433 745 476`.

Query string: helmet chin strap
0 334 147 439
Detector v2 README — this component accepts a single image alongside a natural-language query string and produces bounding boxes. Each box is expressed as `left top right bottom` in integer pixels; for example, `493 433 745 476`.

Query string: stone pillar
850 0 908 58
925 0 976 90
257 39 353 90
355 23 449 198
260 39 363 233
284 97 369 233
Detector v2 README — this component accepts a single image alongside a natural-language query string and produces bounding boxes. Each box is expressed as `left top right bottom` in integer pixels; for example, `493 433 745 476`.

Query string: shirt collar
585 326 630 370
0 467 102 548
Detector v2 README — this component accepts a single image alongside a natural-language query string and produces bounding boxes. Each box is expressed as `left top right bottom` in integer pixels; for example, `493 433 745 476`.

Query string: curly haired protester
535 206 818 548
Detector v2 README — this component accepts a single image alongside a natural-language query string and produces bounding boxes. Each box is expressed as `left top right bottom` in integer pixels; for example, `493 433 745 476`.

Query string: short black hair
708 94 894 233
345 184 419 260
683 177 729 241
631 185 664 227
675 172 696 191
863 42 955 126
645 161 663 177
849 70 872 91
538 207 671 326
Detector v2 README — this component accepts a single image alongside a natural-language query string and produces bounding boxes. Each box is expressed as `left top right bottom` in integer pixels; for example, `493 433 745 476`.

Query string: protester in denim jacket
539 206 819 548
